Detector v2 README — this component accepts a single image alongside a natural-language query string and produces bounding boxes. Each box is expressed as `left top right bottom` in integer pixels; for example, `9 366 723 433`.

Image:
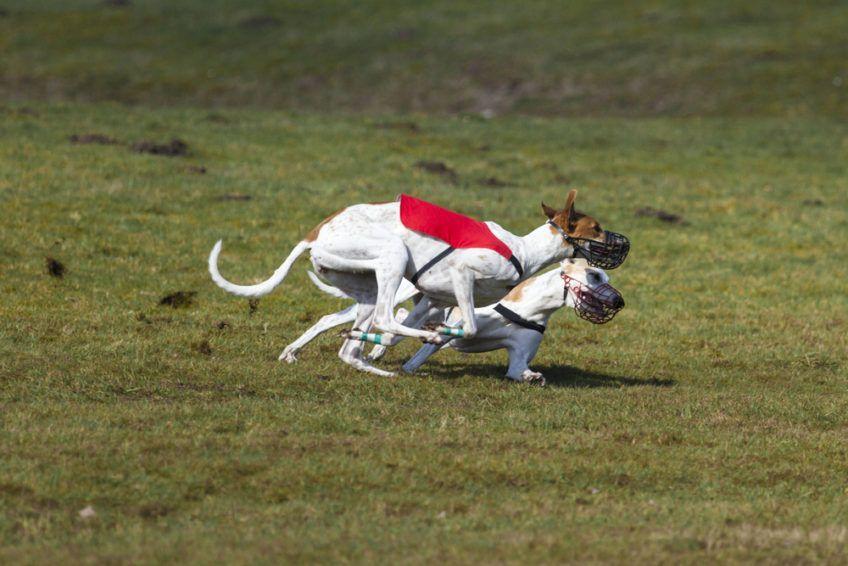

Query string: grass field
2 0 847 117
2 0 848 563
1 104 847 562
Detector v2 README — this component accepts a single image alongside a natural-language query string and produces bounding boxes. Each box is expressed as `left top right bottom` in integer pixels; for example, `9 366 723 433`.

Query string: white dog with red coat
283 257 624 385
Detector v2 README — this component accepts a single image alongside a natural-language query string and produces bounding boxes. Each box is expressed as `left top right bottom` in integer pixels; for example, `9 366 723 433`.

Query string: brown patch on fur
569 214 604 240
304 208 345 242
504 277 534 303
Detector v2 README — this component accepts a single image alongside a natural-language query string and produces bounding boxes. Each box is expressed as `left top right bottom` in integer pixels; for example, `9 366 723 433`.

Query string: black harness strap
411 248 523 287
494 303 546 334
508 255 524 278
411 246 455 285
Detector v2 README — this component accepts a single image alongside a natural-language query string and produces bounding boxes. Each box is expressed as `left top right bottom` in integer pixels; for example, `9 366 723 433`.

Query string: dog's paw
421 321 441 332
367 345 388 361
422 332 444 345
279 348 298 364
521 370 546 387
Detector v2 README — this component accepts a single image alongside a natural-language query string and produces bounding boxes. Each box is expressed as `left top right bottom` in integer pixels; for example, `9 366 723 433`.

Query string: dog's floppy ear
541 202 557 219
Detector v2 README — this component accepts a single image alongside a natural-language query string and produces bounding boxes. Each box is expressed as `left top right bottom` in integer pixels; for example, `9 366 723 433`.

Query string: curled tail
208 240 309 298
306 270 352 300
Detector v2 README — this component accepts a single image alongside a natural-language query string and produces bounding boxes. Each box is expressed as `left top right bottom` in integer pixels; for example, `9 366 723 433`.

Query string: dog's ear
564 189 578 231
541 202 557 219
564 189 577 218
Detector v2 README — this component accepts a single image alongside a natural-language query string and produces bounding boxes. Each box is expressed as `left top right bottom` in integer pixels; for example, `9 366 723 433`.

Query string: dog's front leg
449 268 478 339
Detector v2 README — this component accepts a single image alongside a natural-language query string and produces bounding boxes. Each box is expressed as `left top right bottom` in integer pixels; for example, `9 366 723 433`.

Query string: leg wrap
348 330 385 345
437 326 464 337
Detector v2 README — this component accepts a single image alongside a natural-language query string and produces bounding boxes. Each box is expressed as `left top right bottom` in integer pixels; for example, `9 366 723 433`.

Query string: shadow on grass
423 362 676 388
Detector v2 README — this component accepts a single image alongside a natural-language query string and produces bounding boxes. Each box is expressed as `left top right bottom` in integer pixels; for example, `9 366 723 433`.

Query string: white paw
367 345 388 361
423 332 443 345
521 370 546 386
279 348 298 364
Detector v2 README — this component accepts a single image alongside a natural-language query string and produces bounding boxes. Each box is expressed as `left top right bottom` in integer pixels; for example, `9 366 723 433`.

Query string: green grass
2 0 848 117
1 103 847 562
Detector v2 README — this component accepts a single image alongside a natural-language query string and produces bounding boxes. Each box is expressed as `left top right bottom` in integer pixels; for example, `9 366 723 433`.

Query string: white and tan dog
209 190 629 375
402 258 624 385
282 258 624 383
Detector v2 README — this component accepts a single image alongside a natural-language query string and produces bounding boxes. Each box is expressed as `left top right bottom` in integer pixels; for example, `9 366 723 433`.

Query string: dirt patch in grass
132 139 189 157
102 0 132 7
45 257 65 278
187 165 207 174
248 298 259 315
69 133 120 145
479 176 511 187
375 121 419 133
194 340 212 356
217 193 252 201
138 502 172 519
159 291 196 308
415 160 458 183
215 320 230 330
636 206 687 225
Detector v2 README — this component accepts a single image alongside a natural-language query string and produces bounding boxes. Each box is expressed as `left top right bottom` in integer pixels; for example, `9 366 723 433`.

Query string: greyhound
209 190 629 375
281 258 623 383
401 258 624 385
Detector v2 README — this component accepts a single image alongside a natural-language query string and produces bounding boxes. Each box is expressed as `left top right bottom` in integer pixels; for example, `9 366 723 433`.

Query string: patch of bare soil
193 340 213 356
248 298 259 315
375 121 419 133
132 139 189 157
479 176 511 188
69 133 119 145
159 291 196 308
415 160 458 183
45 257 65 278
187 165 207 174
635 206 687 225
217 193 252 201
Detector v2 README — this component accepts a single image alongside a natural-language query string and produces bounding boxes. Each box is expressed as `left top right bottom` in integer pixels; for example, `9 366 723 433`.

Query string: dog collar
494 303 546 334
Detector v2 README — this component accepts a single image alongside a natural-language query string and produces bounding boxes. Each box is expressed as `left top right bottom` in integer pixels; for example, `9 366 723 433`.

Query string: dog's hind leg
279 304 357 363
366 306 408 361
316 269 396 376
311 240 440 342
337 302 397 377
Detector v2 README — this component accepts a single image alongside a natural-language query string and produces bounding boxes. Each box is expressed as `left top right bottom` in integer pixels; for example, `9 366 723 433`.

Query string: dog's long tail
306 270 352 300
208 240 309 298
307 270 422 305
